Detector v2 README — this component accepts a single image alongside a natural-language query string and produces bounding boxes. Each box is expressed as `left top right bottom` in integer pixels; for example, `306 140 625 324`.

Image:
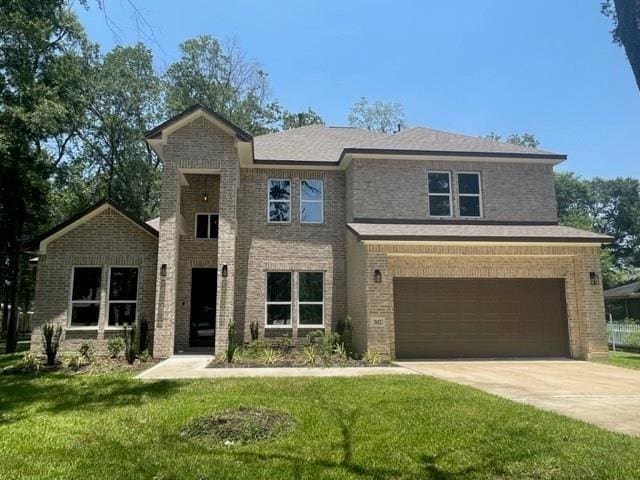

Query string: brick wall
30 207 158 356
347 158 557 222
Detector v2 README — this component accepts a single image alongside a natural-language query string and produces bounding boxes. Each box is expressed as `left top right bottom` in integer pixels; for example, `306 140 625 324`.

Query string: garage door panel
394 278 569 358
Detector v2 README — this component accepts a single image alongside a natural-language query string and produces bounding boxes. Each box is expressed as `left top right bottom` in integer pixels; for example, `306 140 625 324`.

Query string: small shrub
307 330 338 358
262 347 281 365
41 322 63 366
64 353 84 370
336 315 354 359
18 352 42 373
226 322 238 363
79 342 95 363
123 325 137 365
247 339 267 357
250 321 259 341
364 349 381 365
139 317 150 352
333 342 347 361
627 331 640 348
302 345 318 366
137 349 151 362
107 336 126 359
277 334 292 353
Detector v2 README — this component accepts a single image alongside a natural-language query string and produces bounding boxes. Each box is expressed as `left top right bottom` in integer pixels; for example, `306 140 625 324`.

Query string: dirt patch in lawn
180 406 295 445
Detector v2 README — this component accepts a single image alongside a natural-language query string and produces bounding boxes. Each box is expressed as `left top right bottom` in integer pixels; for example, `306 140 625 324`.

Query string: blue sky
77 0 640 178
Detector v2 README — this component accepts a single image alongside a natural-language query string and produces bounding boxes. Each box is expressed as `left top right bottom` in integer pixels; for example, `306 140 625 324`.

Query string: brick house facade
29 104 612 360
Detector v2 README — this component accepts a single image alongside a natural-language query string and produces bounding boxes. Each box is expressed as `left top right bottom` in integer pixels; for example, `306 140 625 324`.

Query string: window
298 272 323 327
300 180 323 223
70 267 101 327
195 213 219 239
267 179 291 223
266 272 291 326
457 172 482 218
427 172 452 217
108 267 138 327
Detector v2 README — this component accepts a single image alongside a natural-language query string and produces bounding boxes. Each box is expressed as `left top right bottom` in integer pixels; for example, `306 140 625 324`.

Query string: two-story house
29 104 612 360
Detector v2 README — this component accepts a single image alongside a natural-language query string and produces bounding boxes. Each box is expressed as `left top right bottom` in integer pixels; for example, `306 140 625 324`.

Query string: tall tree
164 36 281 135
483 132 540 148
348 97 406 133
281 108 324 130
602 0 640 91
0 0 93 352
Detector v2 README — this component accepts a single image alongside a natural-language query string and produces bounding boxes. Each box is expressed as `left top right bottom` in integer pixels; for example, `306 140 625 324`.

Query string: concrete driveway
396 360 640 436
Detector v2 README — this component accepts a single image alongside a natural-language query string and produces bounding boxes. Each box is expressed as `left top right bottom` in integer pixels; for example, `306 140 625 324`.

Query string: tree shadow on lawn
0 374 180 425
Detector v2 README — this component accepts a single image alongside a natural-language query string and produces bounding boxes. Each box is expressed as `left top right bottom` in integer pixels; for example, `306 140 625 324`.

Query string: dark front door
190 268 217 348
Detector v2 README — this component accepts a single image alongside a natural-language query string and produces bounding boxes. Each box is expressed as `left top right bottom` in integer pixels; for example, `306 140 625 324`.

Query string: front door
190 268 217 348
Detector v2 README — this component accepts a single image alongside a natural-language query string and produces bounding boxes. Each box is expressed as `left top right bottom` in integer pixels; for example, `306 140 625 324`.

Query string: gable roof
27 199 158 254
604 280 640 300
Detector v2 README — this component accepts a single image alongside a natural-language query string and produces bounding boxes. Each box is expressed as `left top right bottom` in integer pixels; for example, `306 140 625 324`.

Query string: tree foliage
348 97 406 133
602 0 640 91
281 108 324 130
484 132 540 148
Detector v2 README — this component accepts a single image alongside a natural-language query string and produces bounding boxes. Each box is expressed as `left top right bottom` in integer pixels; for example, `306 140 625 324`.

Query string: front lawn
1 357 639 479
598 350 640 370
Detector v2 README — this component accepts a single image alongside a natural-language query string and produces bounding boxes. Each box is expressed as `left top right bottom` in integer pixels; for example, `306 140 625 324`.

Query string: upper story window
266 272 292 327
427 172 452 217
195 213 219 239
108 267 138 327
268 179 291 223
70 267 101 327
457 172 482 218
300 180 323 224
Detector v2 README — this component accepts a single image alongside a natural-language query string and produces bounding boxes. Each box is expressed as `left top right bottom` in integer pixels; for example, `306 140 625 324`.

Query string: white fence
608 323 640 348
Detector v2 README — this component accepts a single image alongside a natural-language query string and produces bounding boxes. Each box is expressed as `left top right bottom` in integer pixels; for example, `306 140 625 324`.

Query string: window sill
66 326 98 331
264 325 293 329
298 325 324 329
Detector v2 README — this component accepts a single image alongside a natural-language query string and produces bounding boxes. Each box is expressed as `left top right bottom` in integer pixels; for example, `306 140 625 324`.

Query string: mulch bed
207 350 389 368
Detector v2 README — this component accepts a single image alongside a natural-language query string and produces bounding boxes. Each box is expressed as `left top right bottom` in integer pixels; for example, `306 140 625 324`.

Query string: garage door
394 278 570 358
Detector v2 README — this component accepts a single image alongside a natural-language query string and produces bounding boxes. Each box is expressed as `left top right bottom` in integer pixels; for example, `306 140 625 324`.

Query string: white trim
264 271 293 328
456 171 483 219
194 212 219 239
300 179 324 224
426 171 453 218
342 152 564 169
297 271 324 328
267 179 292 224
362 240 607 247
107 266 139 328
68 266 102 328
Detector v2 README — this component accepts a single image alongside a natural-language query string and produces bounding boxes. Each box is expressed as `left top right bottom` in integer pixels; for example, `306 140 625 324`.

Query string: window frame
267 178 292 224
194 212 219 239
106 266 140 329
300 179 324 224
456 171 483 219
264 271 293 329
297 271 324 328
426 171 453 218
67 266 102 330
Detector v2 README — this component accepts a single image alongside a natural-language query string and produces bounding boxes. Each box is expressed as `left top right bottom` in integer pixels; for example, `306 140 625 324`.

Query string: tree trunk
614 0 640 91
4 248 21 353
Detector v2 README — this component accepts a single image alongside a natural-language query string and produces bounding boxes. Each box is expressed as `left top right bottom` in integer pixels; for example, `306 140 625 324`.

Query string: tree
164 36 282 135
281 108 324 130
347 97 406 133
0 0 93 352
60 43 162 220
483 132 540 148
602 0 640 91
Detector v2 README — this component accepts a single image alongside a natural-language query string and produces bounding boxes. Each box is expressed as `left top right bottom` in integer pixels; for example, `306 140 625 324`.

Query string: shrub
138 349 151 363
64 353 84 370
336 315 354 359
79 342 95 363
307 330 338 358
333 343 347 361
123 325 137 365
107 336 126 359
627 331 640 348
226 322 238 363
302 345 318 366
277 334 292 353
18 352 42 373
364 349 381 365
245 339 266 358
250 321 259 341
262 347 281 365
41 322 63 366
139 317 150 352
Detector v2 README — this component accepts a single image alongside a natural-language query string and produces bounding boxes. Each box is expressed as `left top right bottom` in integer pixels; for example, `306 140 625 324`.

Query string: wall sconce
160 264 167 277
202 192 208 202
374 269 382 283
589 272 599 286
221 265 228 278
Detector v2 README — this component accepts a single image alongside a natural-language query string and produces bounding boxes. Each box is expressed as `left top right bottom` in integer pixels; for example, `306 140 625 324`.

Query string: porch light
589 272 599 286
221 265 228 278
374 269 382 283
202 192 208 202
160 264 167 277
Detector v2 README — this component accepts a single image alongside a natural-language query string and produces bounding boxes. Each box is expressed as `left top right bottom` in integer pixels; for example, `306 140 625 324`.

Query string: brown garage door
394 278 570 358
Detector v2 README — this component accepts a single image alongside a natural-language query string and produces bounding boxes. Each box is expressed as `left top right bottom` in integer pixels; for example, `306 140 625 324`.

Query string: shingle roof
252 124 565 163
604 280 640 300
347 223 613 243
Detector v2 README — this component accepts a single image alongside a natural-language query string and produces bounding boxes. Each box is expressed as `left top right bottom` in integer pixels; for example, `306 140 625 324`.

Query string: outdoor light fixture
160 264 167 277
221 265 228 278
202 176 208 202
589 272 599 286
374 269 382 283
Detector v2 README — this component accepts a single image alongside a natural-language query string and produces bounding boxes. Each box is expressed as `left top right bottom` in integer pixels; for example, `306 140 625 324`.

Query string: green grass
598 350 640 370
1 356 640 479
